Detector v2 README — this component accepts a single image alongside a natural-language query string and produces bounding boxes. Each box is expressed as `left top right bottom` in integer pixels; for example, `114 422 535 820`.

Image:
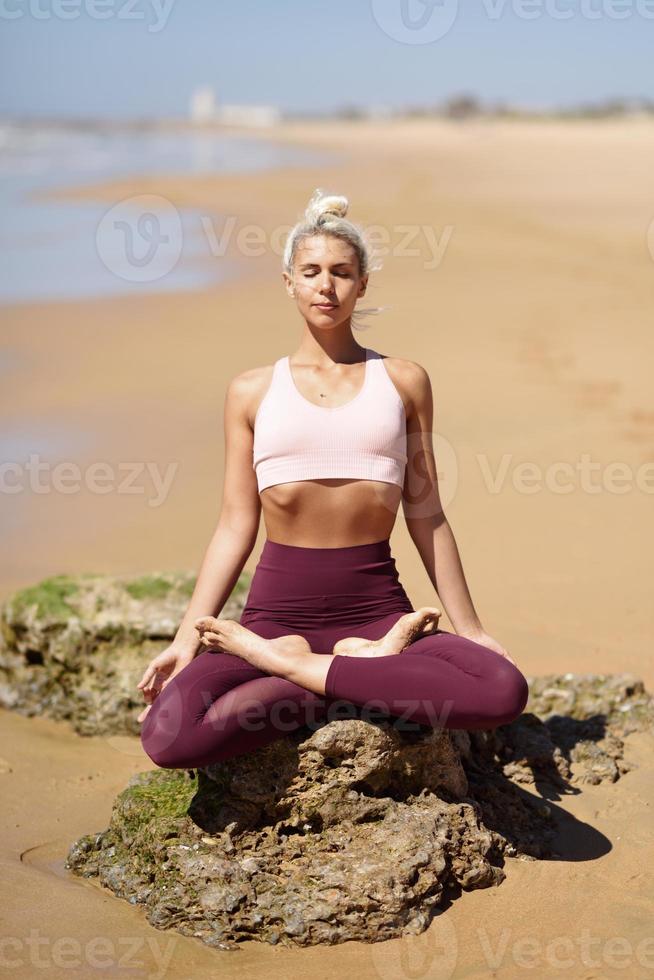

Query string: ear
282 272 295 298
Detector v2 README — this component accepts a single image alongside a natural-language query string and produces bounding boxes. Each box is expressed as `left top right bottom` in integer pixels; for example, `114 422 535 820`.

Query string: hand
458 628 518 667
136 644 195 724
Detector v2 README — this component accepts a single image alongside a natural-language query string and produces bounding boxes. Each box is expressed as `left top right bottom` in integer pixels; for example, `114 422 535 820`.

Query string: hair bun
305 188 349 223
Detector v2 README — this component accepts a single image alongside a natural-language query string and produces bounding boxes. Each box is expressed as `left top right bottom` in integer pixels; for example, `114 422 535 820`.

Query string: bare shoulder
225 362 276 427
378 354 432 412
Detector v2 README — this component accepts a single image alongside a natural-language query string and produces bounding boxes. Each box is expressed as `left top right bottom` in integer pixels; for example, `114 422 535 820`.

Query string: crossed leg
193 612 529 732
141 611 440 770
196 606 442 663
140 611 529 771
140 622 331 770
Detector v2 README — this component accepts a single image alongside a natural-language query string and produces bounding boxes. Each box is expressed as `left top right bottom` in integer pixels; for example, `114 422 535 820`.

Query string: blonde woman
138 189 528 768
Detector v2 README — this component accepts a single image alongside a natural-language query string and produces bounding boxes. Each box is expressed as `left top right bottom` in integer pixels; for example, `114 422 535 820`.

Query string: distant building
188 86 281 127
364 105 396 120
214 104 281 127
189 86 216 124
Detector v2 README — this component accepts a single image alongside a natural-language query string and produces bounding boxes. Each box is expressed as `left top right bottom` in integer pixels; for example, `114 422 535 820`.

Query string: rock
0 571 249 736
494 672 654 787
65 674 654 948
5 573 653 945
67 718 509 948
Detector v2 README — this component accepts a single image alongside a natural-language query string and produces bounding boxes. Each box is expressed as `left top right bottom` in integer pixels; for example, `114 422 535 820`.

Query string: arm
170 372 262 659
400 361 484 639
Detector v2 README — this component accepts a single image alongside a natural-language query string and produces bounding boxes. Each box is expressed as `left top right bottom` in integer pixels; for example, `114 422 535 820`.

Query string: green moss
119 769 195 824
178 577 197 599
125 575 178 601
105 770 197 875
232 572 251 596
125 571 250 603
12 575 81 619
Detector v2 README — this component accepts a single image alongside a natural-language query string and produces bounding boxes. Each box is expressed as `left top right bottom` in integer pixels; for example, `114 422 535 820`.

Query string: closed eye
305 271 349 277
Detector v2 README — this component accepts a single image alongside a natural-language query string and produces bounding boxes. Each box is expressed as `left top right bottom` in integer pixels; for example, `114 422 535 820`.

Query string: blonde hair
283 187 387 330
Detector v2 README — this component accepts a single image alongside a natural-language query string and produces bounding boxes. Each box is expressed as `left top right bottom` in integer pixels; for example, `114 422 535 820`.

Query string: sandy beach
2 117 653 977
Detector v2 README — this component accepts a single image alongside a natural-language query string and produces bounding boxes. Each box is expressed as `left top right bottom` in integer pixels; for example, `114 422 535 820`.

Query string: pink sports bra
252 348 408 493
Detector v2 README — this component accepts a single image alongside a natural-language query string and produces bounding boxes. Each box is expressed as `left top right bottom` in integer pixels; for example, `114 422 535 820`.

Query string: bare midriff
259 479 403 547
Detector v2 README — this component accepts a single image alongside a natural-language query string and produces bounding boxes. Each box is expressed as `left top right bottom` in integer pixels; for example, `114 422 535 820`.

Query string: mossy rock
66 721 510 948
11 574 84 619
66 674 654 950
0 569 251 736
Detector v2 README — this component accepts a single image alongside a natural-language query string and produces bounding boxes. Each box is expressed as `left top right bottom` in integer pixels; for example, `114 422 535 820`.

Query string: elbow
216 509 260 548
403 505 448 536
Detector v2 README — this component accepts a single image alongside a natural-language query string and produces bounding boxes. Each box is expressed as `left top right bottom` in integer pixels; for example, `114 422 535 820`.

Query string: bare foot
194 616 310 676
332 606 441 658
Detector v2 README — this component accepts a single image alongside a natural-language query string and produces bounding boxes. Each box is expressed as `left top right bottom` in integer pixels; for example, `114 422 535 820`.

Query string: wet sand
2 117 653 977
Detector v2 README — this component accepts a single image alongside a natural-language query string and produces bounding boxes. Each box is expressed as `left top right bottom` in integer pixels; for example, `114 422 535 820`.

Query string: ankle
281 645 311 683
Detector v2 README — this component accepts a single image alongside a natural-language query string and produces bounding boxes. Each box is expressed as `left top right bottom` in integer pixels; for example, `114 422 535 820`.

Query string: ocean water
0 124 339 514
0 124 337 305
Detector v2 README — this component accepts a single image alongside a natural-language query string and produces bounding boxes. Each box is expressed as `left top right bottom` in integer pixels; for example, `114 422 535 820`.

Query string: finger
148 678 164 698
142 676 163 700
200 638 223 651
140 678 155 697
146 684 162 704
200 633 219 645
138 663 163 690
137 665 156 689
160 670 182 691
142 666 165 692
137 703 152 723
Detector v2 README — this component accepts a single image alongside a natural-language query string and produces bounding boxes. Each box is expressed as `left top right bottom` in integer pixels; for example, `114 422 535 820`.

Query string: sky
1 0 653 119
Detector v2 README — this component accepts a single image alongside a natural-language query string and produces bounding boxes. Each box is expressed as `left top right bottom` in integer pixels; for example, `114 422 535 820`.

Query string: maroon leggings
140 538 529 769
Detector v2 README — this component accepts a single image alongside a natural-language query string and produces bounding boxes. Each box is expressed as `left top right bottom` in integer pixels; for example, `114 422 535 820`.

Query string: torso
258 479 404 548
245 350 413 547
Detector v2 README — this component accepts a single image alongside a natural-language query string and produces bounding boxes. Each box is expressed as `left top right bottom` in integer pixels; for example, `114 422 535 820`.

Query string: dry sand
2 117 653 977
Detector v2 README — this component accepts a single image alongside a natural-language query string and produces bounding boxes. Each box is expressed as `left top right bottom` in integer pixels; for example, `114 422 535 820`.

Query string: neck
295 327 367 366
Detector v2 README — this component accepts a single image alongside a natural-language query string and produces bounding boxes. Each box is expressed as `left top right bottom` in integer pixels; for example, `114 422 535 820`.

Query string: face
283 234 368 328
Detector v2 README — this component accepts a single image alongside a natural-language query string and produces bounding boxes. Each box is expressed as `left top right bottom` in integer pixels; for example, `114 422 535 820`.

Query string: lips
315 303 337 309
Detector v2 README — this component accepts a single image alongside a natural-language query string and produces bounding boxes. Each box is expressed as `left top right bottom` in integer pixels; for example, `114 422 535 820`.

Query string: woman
138 188 529 770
